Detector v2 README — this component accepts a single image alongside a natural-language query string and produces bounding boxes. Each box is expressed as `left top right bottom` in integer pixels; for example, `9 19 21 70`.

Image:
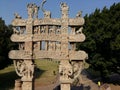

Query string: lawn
0 59 59 90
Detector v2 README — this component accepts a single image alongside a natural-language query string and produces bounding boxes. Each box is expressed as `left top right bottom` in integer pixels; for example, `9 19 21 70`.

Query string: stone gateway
9 0 88 90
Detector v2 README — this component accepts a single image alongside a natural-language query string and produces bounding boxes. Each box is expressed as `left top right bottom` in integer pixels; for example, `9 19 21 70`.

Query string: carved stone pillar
59 60 72 90
22 81 33 90
61 83 70 90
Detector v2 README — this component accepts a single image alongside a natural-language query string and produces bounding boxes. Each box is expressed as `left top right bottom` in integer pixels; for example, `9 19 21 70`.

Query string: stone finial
27 3 39 19
60 2 69 18
27 3 34 18
33 4 39 18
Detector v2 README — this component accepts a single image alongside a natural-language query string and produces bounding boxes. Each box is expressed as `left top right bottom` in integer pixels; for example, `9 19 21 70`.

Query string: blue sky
0 0 120 25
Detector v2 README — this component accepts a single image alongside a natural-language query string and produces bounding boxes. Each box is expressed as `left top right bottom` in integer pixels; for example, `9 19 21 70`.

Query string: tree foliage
77 3 120 79
0 18 15 69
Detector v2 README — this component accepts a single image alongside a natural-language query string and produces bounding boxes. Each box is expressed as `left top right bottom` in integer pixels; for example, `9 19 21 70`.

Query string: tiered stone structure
9 0 88 90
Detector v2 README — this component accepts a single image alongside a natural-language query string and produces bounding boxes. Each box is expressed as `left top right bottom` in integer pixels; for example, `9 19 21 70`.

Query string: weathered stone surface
9 50 32 59
9 1 87 90
69 18 85 26
12 19 26 26
11 34 33 42
69 34 86 42
11 34 85 42
9 50 87 60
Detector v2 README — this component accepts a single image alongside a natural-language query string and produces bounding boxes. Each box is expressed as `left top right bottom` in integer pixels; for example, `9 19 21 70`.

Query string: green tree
77 3 120 80
0 18 14 69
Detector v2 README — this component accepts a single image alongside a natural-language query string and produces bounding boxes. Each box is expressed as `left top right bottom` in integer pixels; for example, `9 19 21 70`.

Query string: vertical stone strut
9 1 88 90
60 3 71 90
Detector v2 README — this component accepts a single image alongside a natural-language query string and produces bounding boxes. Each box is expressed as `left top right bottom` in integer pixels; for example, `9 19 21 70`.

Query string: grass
35 59 59 85
0 59 59 89
0 65 19 90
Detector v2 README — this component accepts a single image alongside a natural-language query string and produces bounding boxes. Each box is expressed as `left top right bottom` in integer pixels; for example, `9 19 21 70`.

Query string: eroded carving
14 60 34 81
59 60 73 82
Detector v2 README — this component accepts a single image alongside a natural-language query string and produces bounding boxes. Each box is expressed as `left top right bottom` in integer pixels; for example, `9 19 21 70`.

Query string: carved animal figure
41 0 51 18
13 27 20 34
14 13 22 19
76 11 82 18
76 27 83 34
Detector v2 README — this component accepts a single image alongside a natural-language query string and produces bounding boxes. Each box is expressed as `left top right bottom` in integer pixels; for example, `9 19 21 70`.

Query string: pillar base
14 79 22 90
61 83 71 90
22 81 33 90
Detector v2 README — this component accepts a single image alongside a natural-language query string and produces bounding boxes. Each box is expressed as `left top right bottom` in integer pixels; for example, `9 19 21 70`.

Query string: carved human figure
70 42 76 51
33 42 38 50
48 41 53 50
56 42 61 50
34 26 39 34
20 27 26 34
19 43 25 50
40 26 45 33
71 27 75 35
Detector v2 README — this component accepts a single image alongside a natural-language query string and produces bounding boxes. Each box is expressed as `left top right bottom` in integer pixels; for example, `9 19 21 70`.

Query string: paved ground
34 71 120 90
